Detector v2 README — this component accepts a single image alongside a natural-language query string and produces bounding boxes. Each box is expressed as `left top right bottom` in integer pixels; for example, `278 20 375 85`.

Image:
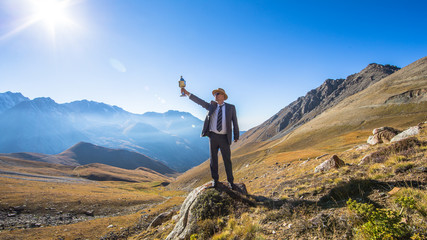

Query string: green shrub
192 189 232 220
347 199 411 239
394 189 427 218
395 196 416 212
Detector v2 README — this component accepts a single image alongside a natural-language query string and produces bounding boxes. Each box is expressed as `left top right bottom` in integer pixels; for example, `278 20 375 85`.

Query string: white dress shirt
210 103 226 134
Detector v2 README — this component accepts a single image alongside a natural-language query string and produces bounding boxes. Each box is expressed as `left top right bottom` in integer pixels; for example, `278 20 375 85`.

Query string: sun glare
0 0 81 42
31 0 75 36
33 0 70 26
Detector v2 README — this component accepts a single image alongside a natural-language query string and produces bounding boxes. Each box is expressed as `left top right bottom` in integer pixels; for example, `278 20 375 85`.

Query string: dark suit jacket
189 94 239 145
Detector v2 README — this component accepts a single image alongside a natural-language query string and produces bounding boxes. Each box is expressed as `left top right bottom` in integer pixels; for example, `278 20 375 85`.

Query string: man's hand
181 88 190 96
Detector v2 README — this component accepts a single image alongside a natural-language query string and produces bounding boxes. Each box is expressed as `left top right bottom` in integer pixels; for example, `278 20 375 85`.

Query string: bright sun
32 0 73 30
34 0 69 24
0 0 80 41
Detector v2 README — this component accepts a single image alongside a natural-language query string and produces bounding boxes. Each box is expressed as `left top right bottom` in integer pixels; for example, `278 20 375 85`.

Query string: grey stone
367 127 400 145
391 126 420 142
166 181 251 240
314 155 345 173
148 211 175 229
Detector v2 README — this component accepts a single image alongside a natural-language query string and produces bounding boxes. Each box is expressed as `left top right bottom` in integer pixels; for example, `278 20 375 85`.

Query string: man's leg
218 135 233 184
209 133 220 182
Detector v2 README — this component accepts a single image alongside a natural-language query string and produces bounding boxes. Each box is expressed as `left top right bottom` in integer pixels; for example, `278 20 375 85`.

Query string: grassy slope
171 56 427 192
162 57 427 240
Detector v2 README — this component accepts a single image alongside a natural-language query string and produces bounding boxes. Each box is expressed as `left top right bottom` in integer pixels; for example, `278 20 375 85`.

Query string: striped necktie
217 105 223 131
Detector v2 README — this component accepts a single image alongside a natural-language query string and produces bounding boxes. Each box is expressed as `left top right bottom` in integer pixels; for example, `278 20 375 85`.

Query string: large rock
148 210 175 229
314 155 345 173
367 127 400 145
391 126 420 143
166 181 252 240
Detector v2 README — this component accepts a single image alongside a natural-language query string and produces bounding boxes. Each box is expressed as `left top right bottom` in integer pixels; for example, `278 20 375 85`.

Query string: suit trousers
209 131 234 183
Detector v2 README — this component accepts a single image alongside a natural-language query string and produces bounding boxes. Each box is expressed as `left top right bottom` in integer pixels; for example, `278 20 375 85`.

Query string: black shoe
229 182 238 191
213 180 220 188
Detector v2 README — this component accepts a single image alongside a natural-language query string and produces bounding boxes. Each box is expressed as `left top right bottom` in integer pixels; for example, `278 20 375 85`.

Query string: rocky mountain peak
0 91 30 113
364 63 400 74
238 63 401 143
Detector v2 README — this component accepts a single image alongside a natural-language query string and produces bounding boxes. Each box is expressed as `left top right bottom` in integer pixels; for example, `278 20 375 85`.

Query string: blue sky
1 0 426 130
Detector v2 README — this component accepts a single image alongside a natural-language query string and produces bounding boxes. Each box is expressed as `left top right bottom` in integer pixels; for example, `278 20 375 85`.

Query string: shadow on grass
250 179 426 210
317 179 425 208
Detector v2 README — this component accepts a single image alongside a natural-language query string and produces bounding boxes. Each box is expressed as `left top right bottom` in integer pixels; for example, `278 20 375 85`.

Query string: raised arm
182 88 210 110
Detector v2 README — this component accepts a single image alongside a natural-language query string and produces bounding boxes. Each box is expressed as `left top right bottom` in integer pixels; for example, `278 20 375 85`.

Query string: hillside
154 57 427 240
1 142 177 176
0 155 171 183
59 142 177 175
171 56 427 190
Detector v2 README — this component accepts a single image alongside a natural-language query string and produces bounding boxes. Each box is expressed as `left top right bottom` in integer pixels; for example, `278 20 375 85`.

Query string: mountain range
0 93 208 172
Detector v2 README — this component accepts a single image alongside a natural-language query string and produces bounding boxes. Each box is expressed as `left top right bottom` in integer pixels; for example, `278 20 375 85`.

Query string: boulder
367 127 400 145
166 181 253 240
391 126 420 143
148 210 175 229
314 155 345 173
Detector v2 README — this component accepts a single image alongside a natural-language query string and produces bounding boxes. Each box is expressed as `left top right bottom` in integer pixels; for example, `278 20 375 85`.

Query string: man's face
215 93 225 102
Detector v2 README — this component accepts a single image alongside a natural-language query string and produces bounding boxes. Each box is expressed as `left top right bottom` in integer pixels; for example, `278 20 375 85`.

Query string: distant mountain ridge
238 63 400 144
0 91 29 113
0 141 176 175
0 94 209 172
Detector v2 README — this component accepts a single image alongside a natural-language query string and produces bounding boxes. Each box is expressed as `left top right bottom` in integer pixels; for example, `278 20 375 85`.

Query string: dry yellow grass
0 156 172 184
1 212 141 240
0 176 186 240
0 196 186 240
0 177 168 214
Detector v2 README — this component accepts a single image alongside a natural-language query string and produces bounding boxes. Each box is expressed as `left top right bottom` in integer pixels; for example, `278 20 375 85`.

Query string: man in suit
181 87 239 189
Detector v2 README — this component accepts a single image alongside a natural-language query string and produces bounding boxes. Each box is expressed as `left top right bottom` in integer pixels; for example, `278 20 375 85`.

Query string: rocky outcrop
367 127 401 145
314 155 345 173
385 88 427 104
359 137 424 165
391 125 423 143
239 63 400 143
166 181 252 240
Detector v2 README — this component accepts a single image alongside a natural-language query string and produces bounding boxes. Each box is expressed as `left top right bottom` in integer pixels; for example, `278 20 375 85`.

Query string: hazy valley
0 95 209 172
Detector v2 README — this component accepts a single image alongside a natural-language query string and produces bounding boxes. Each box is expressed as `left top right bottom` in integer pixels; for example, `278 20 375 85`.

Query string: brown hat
212 88 228 100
